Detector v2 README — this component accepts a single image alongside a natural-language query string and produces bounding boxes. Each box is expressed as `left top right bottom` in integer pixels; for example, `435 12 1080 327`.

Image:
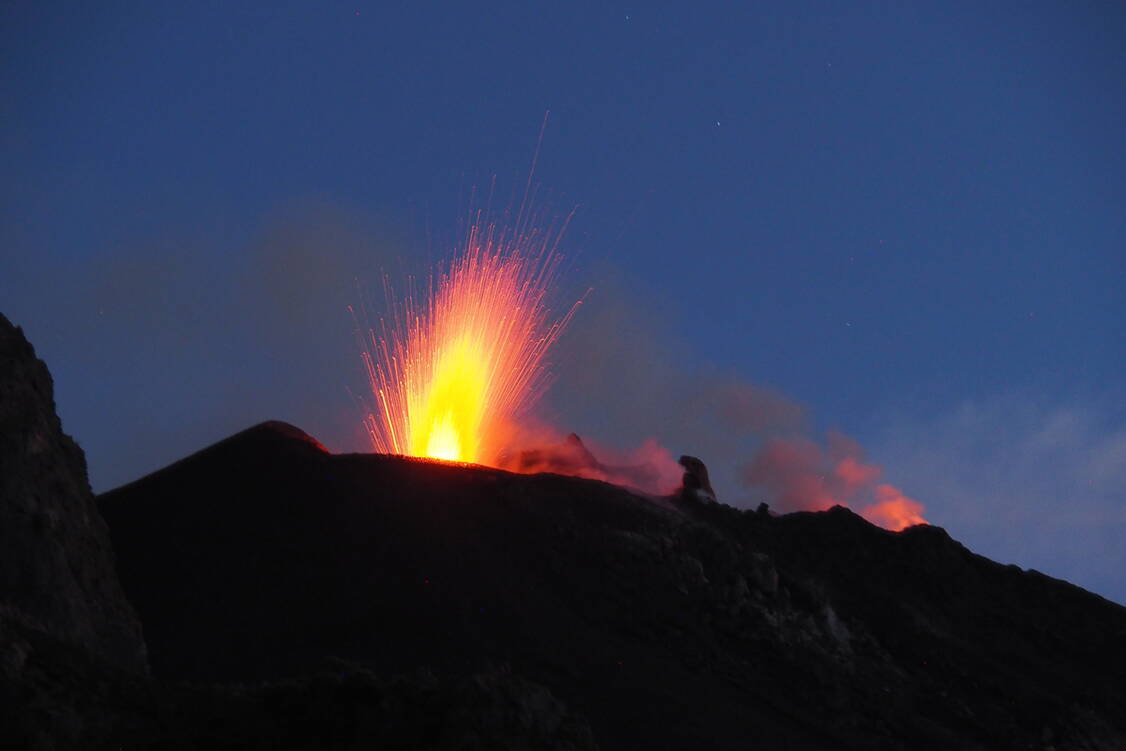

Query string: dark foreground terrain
4 311 1126 750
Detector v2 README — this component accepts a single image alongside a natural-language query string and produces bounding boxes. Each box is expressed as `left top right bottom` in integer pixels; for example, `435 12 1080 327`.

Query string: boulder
678 455 717 504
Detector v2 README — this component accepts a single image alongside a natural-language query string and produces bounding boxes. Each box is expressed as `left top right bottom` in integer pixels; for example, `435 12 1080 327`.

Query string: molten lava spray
357 214 579 465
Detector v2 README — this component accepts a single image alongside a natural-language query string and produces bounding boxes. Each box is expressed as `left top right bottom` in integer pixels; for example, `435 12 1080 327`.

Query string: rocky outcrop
0 313 146 673
678 454 716 503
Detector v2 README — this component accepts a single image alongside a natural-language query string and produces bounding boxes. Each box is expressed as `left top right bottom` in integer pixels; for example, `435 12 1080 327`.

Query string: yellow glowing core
410 335 487 462
359 217 579 467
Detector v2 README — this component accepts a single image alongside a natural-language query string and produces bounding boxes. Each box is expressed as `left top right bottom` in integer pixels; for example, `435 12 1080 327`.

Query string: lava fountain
356 211 580 465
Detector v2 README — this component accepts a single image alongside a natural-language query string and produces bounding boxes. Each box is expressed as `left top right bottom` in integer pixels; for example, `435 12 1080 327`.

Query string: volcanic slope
99 422 1126 751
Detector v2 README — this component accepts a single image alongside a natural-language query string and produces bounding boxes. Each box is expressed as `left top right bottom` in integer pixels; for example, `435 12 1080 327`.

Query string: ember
356 209 580 465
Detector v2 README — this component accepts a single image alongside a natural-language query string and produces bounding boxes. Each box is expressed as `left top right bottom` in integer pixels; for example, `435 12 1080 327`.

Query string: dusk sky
3 2 1124 603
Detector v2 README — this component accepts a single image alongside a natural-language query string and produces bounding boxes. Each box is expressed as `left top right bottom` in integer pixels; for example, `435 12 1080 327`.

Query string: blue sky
3 2 1123 602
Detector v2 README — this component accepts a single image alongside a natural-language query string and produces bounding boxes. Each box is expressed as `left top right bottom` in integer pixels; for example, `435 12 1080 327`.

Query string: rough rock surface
155 664 598 751
678 454 716 503
0 313 146 673
3 632 597 751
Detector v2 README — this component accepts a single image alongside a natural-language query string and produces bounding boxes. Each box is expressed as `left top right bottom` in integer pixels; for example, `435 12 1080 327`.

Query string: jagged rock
747 551 779 595
678 455 717 503
672 553 710 594
150 664 598 751
820 603 851 647
0 313 146 673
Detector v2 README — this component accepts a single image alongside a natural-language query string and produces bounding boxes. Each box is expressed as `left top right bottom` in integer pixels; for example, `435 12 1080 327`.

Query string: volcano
4 311 1126 750
95 422 1126 750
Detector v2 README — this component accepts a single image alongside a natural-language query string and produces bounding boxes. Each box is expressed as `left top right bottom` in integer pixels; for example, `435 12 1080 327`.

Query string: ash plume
60 202 408 490
544 267 927 529
742 433 927 529
499 428 682 495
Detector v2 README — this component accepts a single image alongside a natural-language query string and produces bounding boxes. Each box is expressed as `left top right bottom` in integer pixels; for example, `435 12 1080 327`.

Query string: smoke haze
542 265 926 528
11 202 410 491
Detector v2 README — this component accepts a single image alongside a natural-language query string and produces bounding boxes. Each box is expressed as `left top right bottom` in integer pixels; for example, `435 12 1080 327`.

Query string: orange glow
357 213 579 465
861 484 929 531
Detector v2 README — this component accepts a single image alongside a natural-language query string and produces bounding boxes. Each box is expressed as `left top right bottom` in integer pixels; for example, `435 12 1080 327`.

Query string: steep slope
0 313 149 749
0 312 146 670
99 422 1126 750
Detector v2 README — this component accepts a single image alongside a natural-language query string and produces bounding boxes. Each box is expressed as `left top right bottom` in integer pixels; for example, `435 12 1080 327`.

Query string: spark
357 209 580 466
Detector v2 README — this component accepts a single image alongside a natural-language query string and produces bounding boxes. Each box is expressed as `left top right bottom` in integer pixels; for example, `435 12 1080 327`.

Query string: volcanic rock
148 663 598 751
0 313 146 673
678 454 717 503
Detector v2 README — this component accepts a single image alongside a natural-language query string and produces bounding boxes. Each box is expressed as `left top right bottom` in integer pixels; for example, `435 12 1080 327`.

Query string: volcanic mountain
4 309 1126 749
94 421 1126 750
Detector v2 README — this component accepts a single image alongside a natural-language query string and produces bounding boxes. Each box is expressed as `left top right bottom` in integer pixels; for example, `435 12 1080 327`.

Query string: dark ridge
98 423 1126 751
103 419 328 496
251 419 331 452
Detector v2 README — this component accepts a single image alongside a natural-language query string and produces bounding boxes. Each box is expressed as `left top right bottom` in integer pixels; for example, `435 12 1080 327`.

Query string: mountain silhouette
5 309 1125 750
97 420 1126 750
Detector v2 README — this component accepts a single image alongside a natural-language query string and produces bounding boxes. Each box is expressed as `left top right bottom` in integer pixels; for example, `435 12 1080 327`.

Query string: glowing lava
861 484 928 531
357 214 579 465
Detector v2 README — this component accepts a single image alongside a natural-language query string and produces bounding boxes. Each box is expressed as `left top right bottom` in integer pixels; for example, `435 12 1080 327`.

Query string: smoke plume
544 266 927 530
742 432 927 529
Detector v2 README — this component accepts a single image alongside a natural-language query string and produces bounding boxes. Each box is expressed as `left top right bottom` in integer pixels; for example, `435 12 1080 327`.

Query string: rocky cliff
0 313 146 673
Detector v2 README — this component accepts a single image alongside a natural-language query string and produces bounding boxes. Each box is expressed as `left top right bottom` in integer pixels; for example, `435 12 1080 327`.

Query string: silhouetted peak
102 420 328 496
237 421 330 453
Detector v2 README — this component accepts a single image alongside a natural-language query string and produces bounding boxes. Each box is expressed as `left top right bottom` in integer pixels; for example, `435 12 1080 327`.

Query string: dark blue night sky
3 2 1124 602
